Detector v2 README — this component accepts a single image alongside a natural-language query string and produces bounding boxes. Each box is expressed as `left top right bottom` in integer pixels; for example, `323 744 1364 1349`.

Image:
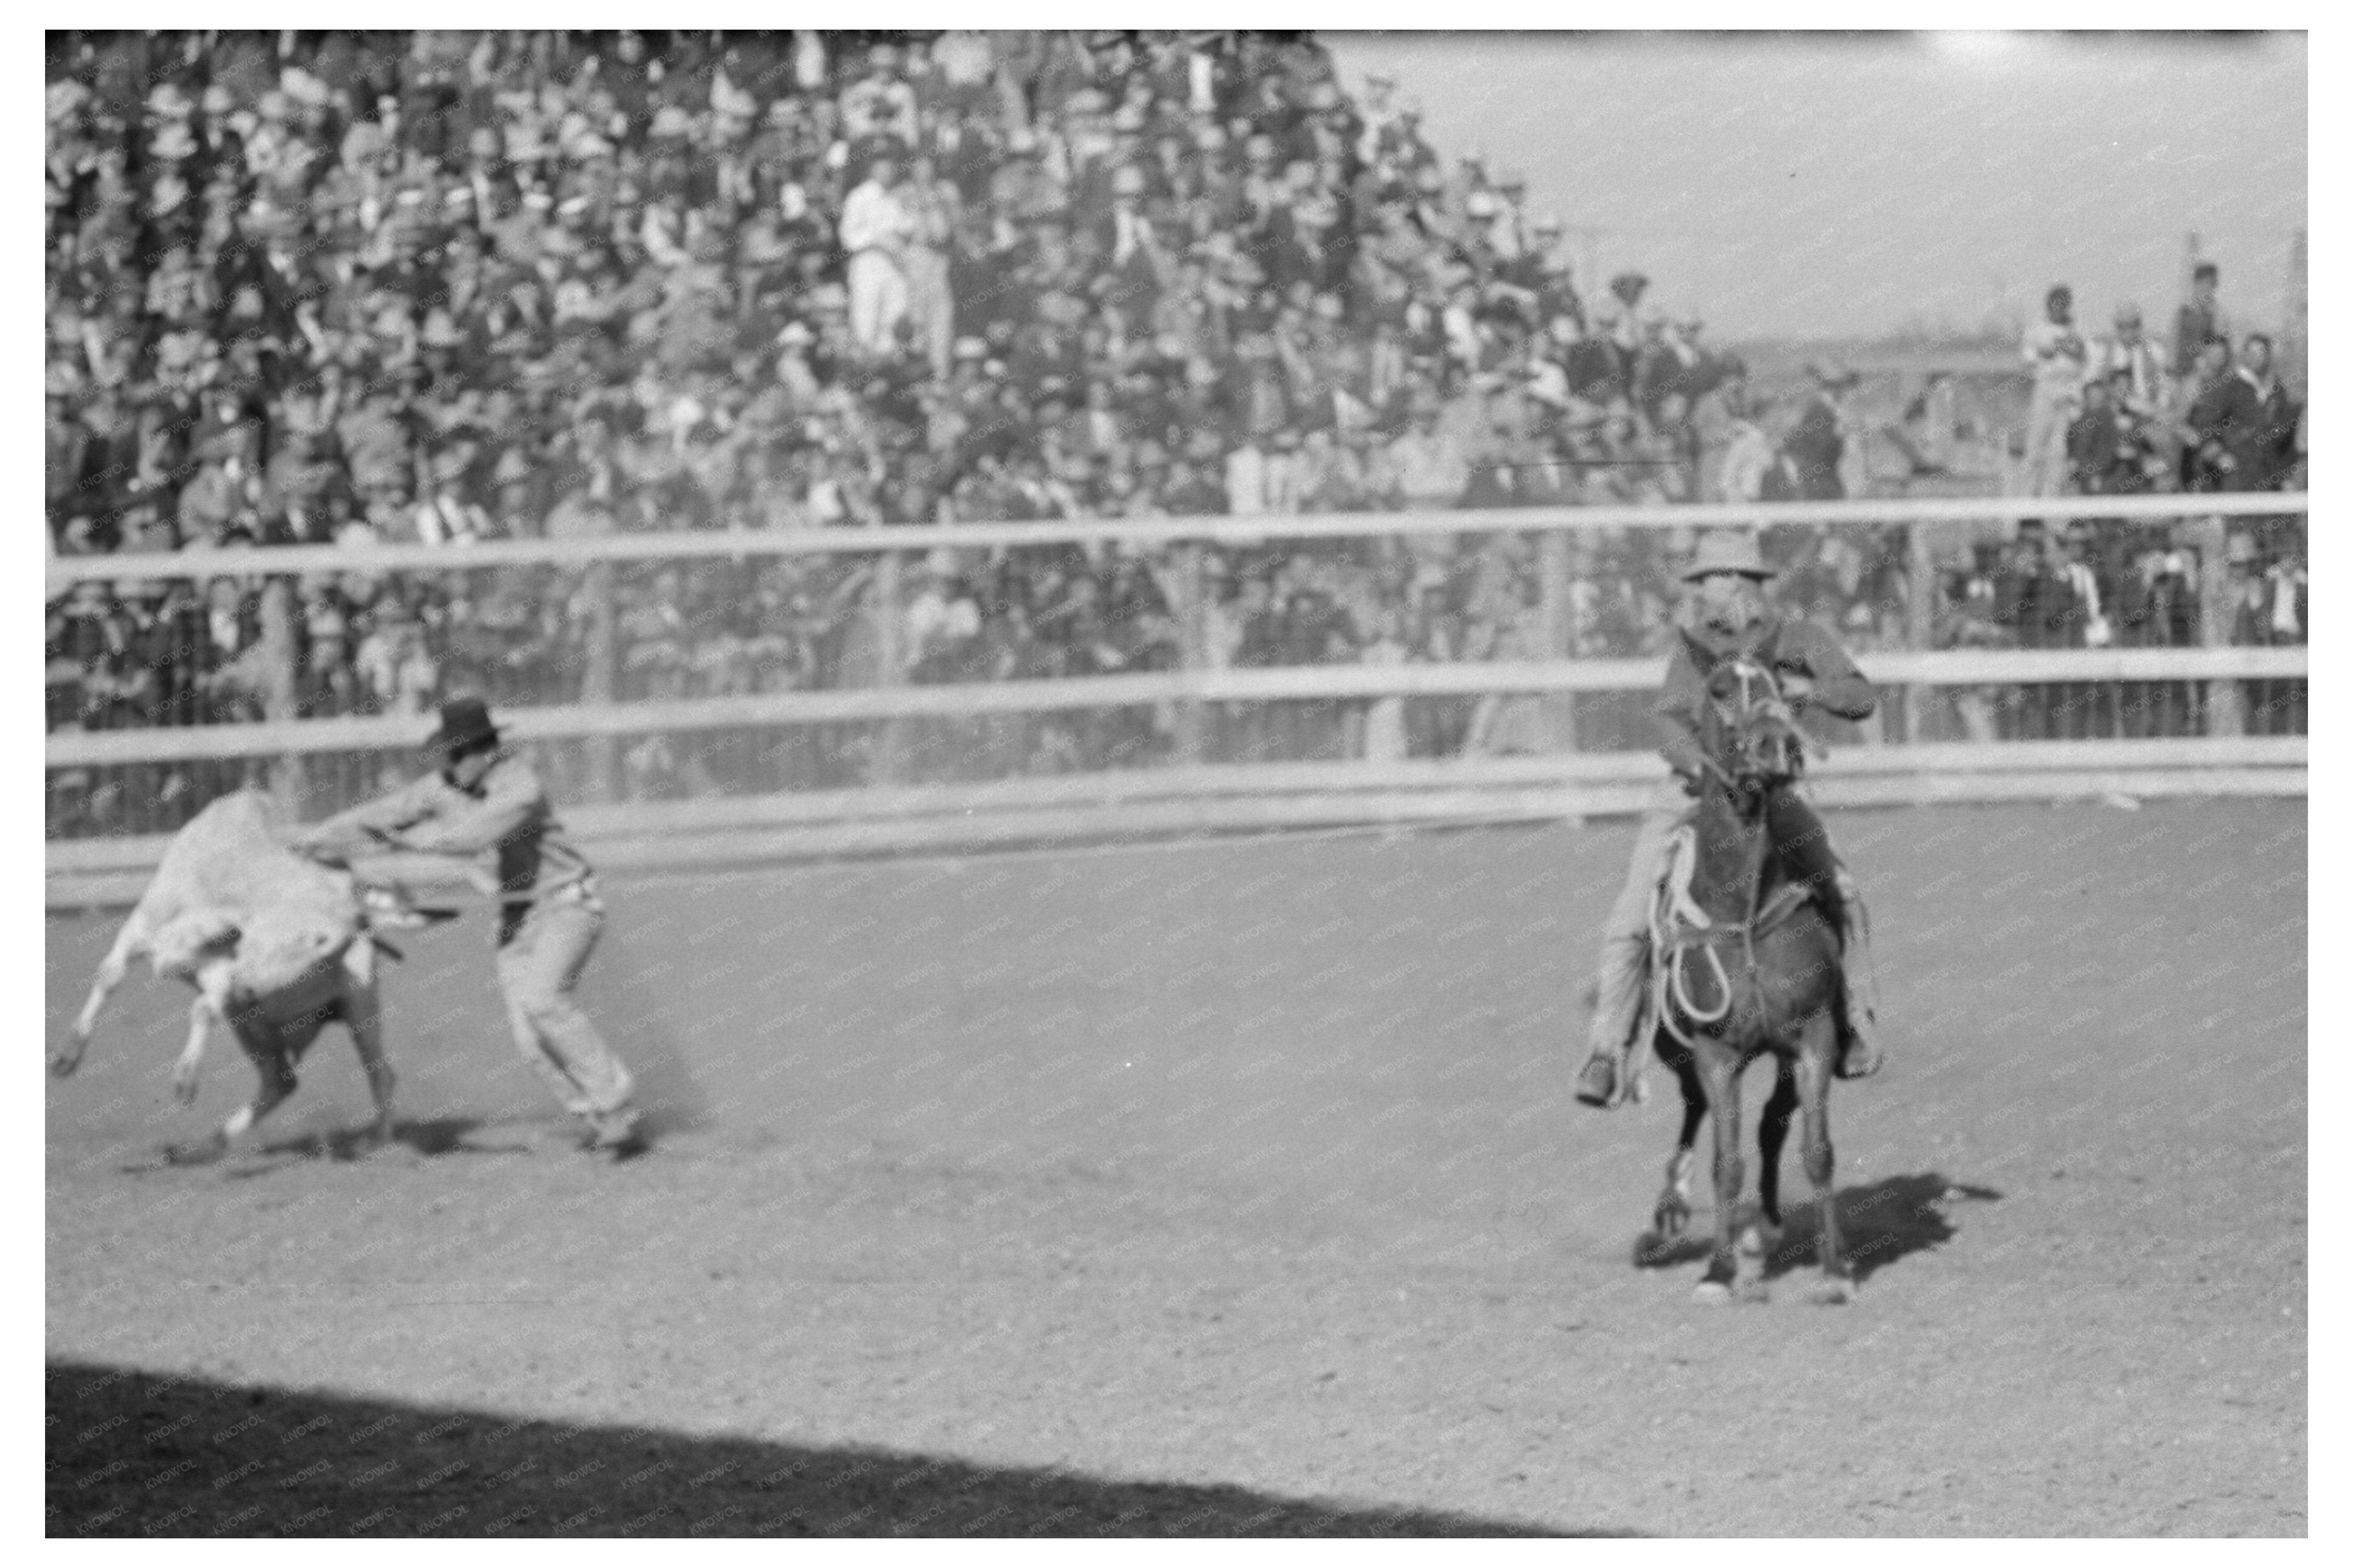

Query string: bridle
1704 653 1807 801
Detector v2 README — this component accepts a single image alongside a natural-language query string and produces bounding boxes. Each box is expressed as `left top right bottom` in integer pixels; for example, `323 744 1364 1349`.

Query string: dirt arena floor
46 799 2306 1537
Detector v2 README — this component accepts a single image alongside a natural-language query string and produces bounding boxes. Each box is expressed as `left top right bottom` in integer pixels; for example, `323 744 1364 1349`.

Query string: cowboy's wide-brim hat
1681 530 1777 583
423 695 501 754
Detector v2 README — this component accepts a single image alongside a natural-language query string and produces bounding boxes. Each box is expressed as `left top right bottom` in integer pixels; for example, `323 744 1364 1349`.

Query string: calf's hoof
1691 1279 1734 1306
1811 1276 1857 1306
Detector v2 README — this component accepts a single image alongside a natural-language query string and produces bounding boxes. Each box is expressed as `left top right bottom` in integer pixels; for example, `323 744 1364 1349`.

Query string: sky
1321 30 2307 344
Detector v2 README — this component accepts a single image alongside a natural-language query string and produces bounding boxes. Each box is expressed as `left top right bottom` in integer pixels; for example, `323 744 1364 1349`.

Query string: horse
1637 628 1858 1306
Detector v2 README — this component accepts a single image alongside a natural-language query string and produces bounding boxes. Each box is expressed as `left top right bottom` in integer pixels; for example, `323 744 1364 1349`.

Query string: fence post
1537 528 1578 753
2193 514 2243 737
256 575 305 816
580 562 619 802
869 549 905 784
1901 521 1939 743
1172 542 1208 764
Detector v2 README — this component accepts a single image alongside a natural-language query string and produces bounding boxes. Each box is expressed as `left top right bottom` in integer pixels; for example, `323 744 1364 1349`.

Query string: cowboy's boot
1828 868 1884 1081
1576 932 1650 1109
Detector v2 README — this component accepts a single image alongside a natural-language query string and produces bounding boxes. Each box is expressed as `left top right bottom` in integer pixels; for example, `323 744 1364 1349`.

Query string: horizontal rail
45 491 2309 587
41 645 2310 768
45 739 2306 878
45 757 2306 910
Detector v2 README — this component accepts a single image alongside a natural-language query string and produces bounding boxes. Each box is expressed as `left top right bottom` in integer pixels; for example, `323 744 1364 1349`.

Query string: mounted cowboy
1575 529 1886 1110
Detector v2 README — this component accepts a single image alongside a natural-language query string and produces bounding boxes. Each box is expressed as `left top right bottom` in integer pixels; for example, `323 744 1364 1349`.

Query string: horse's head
1685 628 1807 810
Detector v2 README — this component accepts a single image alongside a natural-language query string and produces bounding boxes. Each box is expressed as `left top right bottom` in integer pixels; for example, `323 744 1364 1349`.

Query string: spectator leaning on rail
293 695 646 1156
1574 529 1886 1113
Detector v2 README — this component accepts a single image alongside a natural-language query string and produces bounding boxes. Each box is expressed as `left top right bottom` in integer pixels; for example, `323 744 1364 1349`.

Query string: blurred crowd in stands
44 31 2306 827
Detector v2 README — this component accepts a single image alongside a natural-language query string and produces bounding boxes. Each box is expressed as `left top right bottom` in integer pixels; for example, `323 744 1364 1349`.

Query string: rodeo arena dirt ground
44 796 2305 1537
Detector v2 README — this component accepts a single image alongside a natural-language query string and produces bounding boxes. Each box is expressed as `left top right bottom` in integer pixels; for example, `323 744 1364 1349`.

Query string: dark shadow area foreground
48 1363 1599 1537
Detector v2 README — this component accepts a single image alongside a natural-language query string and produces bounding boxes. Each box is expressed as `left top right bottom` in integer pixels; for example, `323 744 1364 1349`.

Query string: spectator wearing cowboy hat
296 695 647 1155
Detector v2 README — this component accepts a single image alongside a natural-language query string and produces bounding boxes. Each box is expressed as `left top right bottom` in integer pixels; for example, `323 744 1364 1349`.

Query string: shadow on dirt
46 1361 1610 1538
1635 1172 2003 1282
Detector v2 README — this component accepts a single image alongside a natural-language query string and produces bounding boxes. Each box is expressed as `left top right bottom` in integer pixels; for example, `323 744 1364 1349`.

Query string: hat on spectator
651 104 695 139
952 335 988 362
420 309 467 349
1112 165 1147 196
279 67 330 108
201 84 236 118
1465 191 1501 220
809 282 850 312
46 79 89 122
1533 214 1564 234
776 320 816 348
1682 530 1776 583
152 120 198 160
2225 531 2259 565
147 82 196 119
2114 301 2143 326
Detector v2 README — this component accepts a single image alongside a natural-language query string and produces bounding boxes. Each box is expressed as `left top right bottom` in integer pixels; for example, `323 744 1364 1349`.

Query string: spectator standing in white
840 156 915 357
2020 284 2088 497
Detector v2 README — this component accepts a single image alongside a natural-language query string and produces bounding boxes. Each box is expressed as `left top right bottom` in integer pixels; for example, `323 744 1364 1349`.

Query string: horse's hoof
1633 1232 1677 1267
1691 1279 1734 1306
1811 1276 1857 1306
1572 1056 1619 1109
1652 1205 1690 1240
1735 1278 1772 1305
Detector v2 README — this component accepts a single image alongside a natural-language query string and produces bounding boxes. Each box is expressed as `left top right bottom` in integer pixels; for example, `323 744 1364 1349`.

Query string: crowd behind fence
46 500 2307 842
43 30 2306 841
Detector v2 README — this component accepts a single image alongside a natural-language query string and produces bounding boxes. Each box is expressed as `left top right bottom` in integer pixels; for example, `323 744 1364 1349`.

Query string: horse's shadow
1635 1172 2002 1282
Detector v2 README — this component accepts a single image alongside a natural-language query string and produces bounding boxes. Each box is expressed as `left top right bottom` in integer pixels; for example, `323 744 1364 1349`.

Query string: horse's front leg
1652 1035 1705 1238
1691 1048 1752 1305
1797 1011 1855 1305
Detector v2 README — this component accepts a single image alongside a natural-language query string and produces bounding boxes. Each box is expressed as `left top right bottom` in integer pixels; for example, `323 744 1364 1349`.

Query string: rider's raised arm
1651 641 1714 782
1781 620 1878 721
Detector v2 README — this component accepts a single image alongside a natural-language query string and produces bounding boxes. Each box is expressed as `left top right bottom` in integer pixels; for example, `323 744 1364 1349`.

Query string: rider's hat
423 695 502 757
1681 531 1776 583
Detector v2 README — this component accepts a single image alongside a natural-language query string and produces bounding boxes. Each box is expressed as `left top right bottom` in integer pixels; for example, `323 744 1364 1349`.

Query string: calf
51 791 450 1162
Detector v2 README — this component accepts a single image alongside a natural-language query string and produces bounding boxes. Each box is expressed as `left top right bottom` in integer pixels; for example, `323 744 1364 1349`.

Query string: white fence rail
46 492 2308 899
46 489 2307 589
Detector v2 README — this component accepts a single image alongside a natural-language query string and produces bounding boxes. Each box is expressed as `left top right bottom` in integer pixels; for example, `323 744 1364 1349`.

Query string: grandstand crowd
44 31 2307 824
